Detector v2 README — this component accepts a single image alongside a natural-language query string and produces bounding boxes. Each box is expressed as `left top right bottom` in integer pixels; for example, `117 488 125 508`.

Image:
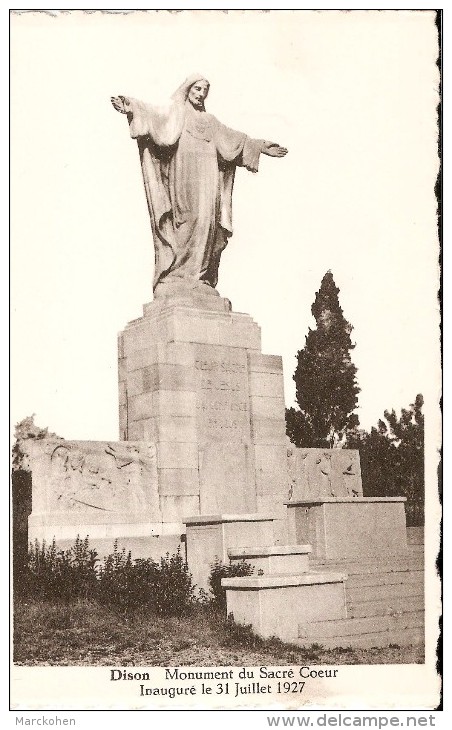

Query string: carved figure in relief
111 75 287 295
45 441 157 513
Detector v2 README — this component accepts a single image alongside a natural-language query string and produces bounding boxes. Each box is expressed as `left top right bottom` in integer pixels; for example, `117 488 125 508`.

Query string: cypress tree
287 271 360 447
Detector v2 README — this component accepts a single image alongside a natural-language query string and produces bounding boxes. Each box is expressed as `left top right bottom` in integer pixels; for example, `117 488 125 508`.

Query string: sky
10 9 440 442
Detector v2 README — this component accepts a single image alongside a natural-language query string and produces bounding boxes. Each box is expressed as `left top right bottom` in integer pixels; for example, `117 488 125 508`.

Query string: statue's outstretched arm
261 141 288 158
111 96 128 114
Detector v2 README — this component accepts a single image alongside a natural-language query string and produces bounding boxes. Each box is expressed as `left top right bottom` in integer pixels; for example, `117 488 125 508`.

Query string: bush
208 558 254 611
97 545 197 617
24 536 98 601
21 537 198 618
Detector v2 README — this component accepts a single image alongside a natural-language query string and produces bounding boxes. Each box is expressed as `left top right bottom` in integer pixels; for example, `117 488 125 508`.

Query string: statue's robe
123 97 263 291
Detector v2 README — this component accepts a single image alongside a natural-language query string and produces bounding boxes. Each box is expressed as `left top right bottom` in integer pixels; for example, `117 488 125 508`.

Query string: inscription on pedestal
194 345 250 442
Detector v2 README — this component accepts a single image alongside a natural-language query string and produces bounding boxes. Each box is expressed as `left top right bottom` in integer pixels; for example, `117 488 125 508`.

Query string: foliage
24 536 98 601
20 537 198 617
208 558 254 611
97 544 198 617
348 395 425 524
12 414 61 471
287 271 360 448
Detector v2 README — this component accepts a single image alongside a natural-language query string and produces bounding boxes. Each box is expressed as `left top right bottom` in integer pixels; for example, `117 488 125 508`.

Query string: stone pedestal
184 513 278 592
222 572 347 642
118 294 289 523
286 498 408 560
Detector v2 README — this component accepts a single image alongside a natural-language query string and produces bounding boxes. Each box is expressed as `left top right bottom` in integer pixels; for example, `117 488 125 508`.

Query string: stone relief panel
287 446 363 501
27 439 161 518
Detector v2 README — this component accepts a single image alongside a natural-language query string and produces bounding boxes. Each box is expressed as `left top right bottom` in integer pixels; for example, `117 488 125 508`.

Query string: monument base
286 497 408 560
222 573 347 642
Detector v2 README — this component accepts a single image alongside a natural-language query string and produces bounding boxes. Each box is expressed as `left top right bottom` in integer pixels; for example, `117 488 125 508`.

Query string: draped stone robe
123 96 263 292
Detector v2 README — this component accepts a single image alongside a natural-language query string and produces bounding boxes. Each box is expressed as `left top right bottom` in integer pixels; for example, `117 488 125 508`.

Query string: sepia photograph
10 8 441 711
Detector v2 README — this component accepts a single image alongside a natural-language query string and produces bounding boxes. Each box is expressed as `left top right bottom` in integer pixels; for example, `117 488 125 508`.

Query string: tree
12 414 61 471
348 395 425 525
286 271 360 447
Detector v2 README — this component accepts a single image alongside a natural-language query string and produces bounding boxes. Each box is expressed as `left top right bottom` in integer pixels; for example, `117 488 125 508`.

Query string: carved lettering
194 346 251 441
195 359 246 373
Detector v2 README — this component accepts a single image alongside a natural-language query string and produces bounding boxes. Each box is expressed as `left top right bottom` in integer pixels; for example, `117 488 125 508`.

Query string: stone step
312 556 424 575
299 609 424 641
347 580 422 604
407 527 424 545
347 593 424 619
343 569 424 589
228 544 312 576
298 626 425 650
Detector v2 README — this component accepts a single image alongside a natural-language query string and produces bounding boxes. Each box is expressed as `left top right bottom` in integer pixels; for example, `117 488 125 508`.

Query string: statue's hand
262 141 288 158
111 95 128 114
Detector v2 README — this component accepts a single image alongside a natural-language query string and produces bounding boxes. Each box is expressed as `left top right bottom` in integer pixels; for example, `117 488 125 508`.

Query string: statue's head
171 75 210 109
187 79 210 110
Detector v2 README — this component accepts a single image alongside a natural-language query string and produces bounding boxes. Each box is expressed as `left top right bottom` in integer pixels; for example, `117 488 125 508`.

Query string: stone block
126 368 147 397
155 415 197 443
254 443 288 474
223 572 347 642
160 341 196 368
286 498 408 560
255 496 288 522
250 395 286 420
128 392 154 422
147 363 196 392
167 312 221 345
228 544 312 575
199 443 256 514
248 352 283 373
218 320 261 350
118 406 128 442
247 352 283 374
117 333 124 359
118 357 127 380
158 468 200 496
184 514 278 592
160 495 200 523
118 380 127 406
254 444 290 497
125 346 159 373
122 321 159 357
250 417 287 444
249 371 285 399
127 421 144 440
157 442 198 470
141 418 157 440
153 390 197 417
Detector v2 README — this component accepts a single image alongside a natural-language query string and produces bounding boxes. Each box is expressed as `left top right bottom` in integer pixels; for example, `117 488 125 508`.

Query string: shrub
151 549 198 616
208 558 254 611
96 541 136 615
22 537 199 618
25 536 98 601
97 545 197 617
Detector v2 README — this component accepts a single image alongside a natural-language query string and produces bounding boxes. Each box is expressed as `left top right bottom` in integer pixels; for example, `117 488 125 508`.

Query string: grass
13 598 424 666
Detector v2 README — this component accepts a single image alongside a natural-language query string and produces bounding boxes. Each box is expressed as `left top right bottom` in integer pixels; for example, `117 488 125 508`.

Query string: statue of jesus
111 75 287 297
